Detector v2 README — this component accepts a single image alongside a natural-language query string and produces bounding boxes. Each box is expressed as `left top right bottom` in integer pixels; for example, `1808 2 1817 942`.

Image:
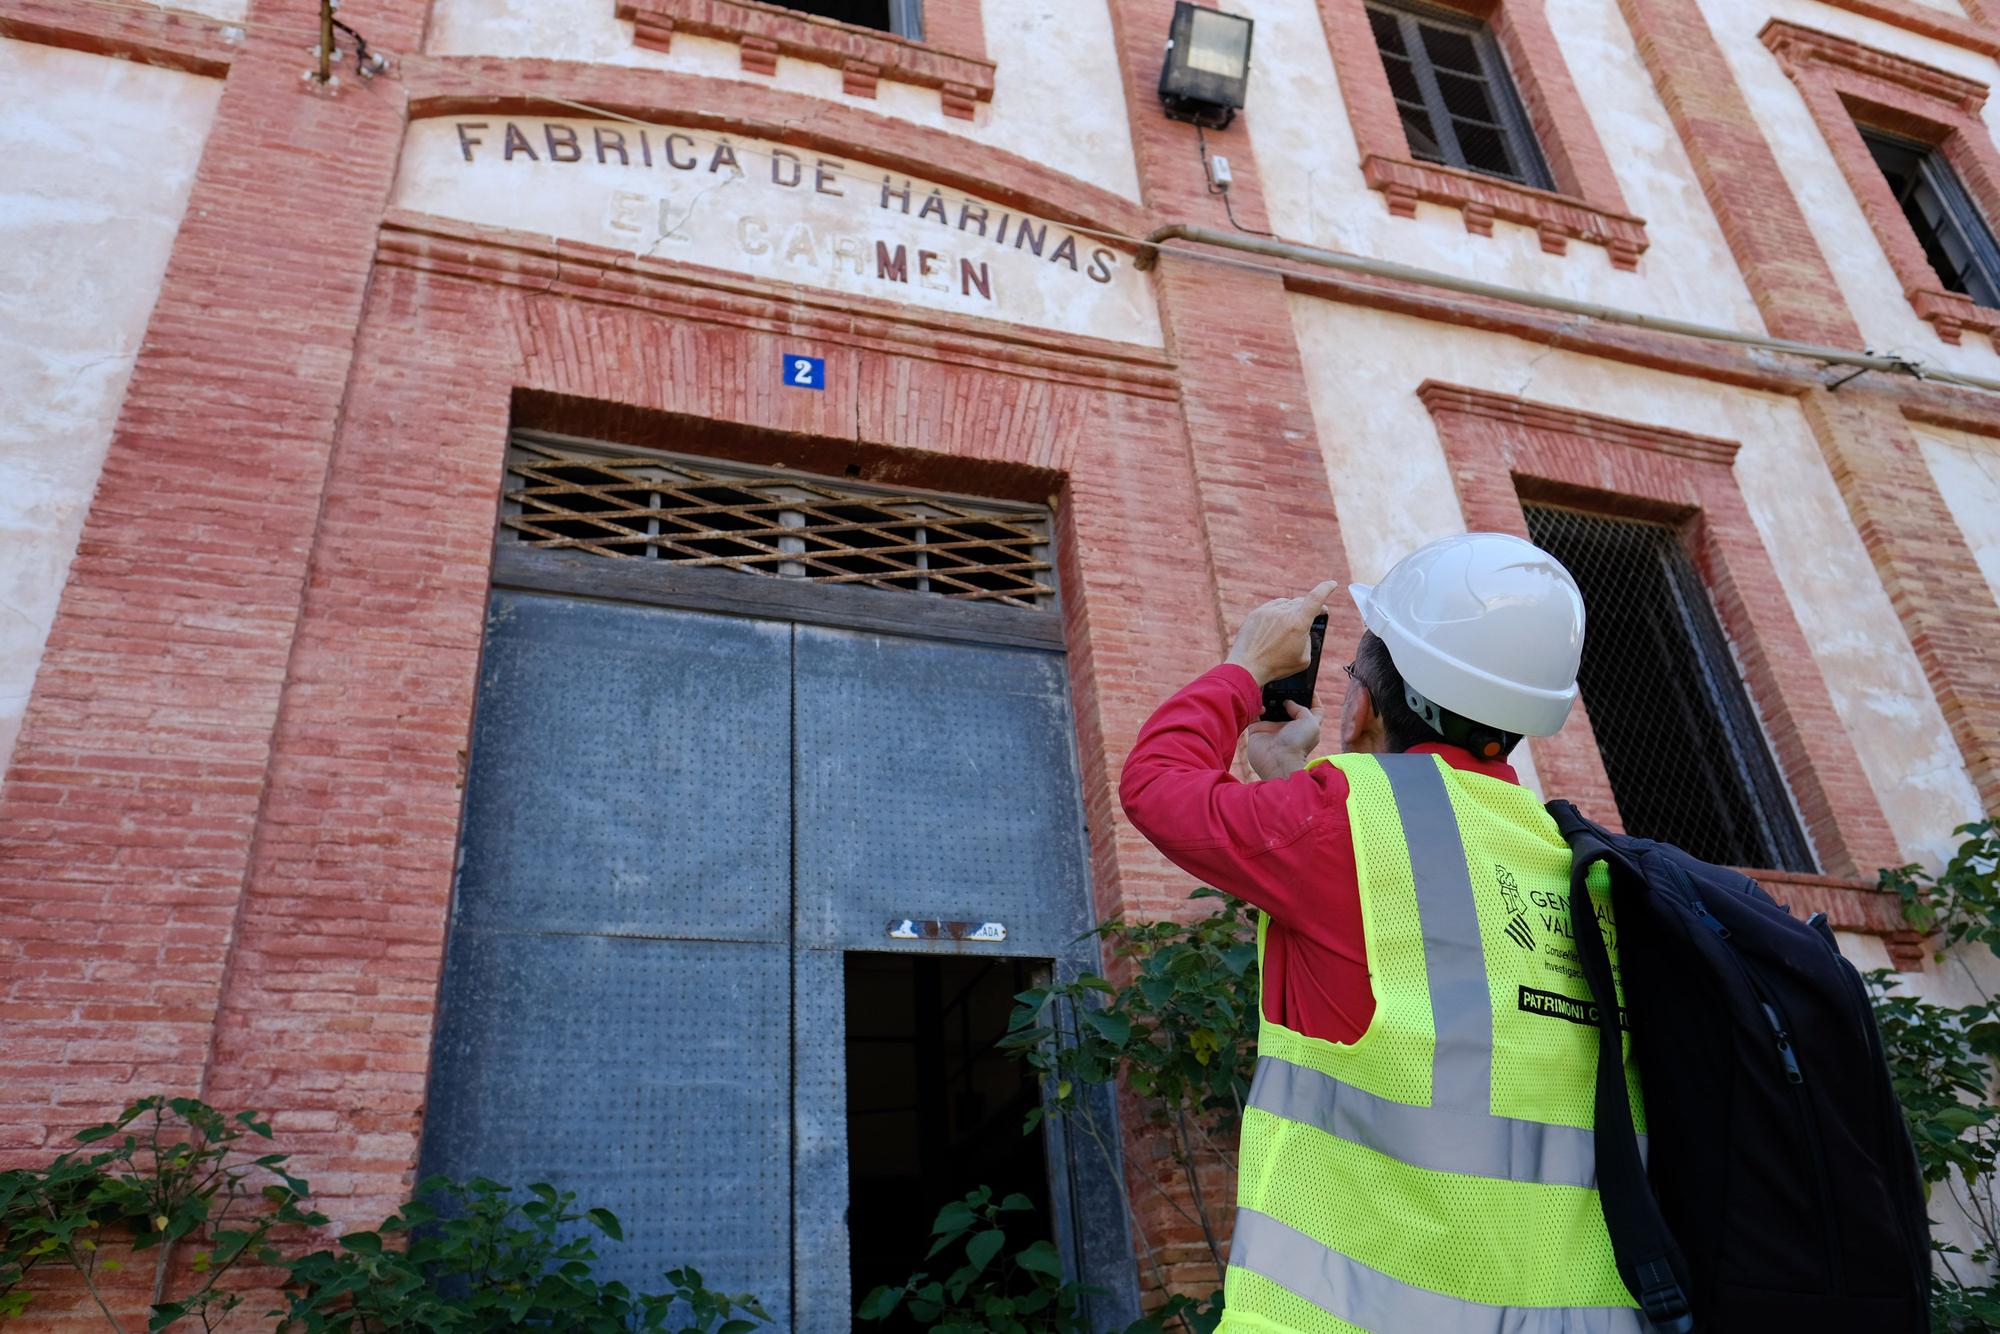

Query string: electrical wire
1196 122 1275 239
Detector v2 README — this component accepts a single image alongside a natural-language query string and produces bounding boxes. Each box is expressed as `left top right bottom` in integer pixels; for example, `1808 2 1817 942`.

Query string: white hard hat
1348 532 1586 738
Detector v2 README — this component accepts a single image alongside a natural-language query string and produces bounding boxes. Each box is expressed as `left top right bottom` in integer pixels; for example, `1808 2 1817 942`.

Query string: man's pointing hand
1225 579 1340 687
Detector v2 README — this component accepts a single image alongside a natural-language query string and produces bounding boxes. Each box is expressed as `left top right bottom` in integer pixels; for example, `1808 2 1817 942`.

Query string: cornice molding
0 0 239 77
1417 381 1741 467
1361 156 1648 266
1805 0 2000 60
1761 19 1989 116
611 0 993 116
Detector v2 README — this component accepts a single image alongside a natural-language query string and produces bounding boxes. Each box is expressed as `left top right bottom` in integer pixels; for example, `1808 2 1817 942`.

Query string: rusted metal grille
502 436 1055 609
1522 503 1816 873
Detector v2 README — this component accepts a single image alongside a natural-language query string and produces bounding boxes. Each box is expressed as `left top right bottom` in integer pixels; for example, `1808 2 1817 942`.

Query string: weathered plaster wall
1237 0 1766 331
1697 0 2000 373
1288 295 1986 872
0 39 221 778
1916 423 2000 606
422 0 1144 202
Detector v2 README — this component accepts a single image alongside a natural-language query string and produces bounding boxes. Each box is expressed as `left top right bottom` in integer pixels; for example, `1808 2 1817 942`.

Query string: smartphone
1261 613 1329 724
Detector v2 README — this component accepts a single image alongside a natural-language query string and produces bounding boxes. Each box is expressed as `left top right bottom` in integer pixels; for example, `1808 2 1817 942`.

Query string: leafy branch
0 1096 322 1333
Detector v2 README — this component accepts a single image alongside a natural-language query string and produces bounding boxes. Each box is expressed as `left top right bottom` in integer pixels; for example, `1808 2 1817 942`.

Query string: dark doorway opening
845 954 1053 1324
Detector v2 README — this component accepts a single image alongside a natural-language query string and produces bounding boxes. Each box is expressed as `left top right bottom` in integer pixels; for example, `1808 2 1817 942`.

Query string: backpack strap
1547 799 1697 1334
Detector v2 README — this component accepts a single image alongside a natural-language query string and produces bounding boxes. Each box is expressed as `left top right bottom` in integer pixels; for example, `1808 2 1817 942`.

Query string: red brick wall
0 0 430 1153
1100 0 1357 1288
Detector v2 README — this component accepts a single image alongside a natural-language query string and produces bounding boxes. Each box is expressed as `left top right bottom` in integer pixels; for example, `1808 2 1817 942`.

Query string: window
1859 127 2000 309
1522 505 1815 873
779 0 922 38
1365 0 1551 189
503 435 1055 609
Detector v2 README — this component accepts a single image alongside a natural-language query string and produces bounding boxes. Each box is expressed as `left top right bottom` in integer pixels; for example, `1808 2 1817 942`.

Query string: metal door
422 592 795 1304
424 581 1136 1330
792 626 1136 1332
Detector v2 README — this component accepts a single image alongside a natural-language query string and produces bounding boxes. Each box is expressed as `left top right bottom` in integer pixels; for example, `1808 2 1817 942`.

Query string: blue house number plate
785 353 825 390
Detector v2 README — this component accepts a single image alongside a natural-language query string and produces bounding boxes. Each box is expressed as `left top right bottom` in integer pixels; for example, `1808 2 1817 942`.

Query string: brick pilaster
0 0 427 1151
1798 392 2000 810
1101 0 1355 1297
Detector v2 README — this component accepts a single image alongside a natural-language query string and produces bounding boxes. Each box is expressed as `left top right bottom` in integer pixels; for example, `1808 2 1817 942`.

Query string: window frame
1417 380 1906 884
1763 19 2000 345
1857 125 2000 310
1521 502 1817 873
772 0 924 40
1365 0 1554 191
1312 0 1647 266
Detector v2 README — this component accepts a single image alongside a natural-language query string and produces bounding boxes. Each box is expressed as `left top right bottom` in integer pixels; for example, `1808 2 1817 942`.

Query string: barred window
1522 505 1815 873
501 434 1055 610
1366 0 1551 189
1859 127 2000 309
776 0 922 38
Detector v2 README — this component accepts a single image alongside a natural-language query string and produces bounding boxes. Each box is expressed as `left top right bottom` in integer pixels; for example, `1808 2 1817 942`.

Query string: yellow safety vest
1219 752 1645 1334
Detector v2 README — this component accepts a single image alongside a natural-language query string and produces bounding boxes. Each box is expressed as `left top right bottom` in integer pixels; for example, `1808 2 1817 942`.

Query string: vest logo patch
1518 984 1628 1030
1495 864 1535 950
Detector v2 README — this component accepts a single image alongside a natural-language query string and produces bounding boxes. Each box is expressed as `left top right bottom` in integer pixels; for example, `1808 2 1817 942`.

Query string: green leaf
339 1231 382 1255
1016 1239 1064 1278
930 1199 978 1235
1081 1008 1131 1046
587 1207 623 1241
964 1229 1005 1273
856 1285 904 1321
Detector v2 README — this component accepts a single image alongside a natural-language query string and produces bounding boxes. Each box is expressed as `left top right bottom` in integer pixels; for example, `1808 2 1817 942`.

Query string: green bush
1875 820 2000 1333
0 1101 765 1334
855 1188 1220 1334
277 1176 767 1334
856 1187 1088 1334
0 1095 319 1331
997 888 1253 1325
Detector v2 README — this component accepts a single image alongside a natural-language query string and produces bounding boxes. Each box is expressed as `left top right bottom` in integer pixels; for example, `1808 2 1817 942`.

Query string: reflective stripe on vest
1247 1055 1611 1188
1231 1209 1646 1334
1223 752 1638 1330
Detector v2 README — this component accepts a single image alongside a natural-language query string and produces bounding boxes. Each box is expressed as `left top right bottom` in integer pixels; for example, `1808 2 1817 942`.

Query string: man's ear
1342 680 1387 755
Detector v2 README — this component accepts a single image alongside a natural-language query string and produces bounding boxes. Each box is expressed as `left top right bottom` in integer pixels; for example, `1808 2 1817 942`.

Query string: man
1120 532 1644 1333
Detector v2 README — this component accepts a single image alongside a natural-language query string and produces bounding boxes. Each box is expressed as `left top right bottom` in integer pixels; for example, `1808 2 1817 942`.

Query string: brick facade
3 0 1998 1322
1620 0 2000 815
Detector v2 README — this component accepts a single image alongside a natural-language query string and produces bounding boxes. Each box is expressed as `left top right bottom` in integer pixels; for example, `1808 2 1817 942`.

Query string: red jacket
1117 664 1522 1045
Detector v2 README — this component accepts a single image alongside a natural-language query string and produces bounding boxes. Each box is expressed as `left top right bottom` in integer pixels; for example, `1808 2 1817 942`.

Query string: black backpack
1546 800 1932 1334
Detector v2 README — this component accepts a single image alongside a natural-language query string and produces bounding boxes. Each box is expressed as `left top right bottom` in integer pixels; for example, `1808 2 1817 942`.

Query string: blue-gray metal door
791 627 1133 1331
423 584 1134 1330
422 592 795 1306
